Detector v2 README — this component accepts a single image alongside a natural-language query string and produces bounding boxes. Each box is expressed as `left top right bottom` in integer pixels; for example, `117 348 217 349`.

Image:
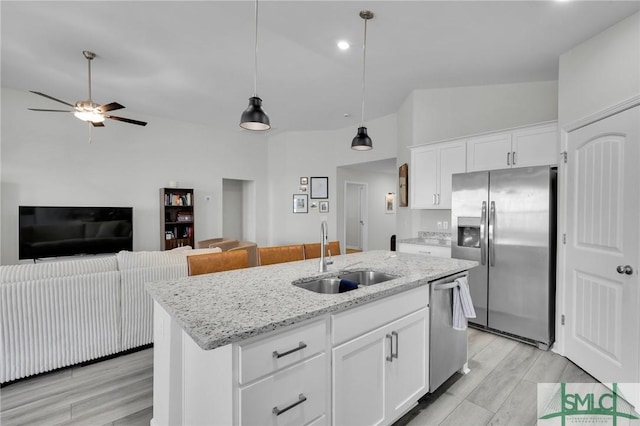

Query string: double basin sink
293 270 399 294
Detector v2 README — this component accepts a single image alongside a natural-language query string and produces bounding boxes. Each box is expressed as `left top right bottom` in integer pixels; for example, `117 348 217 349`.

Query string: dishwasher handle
434 281 459 291
431 271 468 291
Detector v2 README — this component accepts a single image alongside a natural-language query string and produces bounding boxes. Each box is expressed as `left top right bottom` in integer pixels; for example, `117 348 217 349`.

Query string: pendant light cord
253 0 259 97
360 17 368 127
87 56 92 101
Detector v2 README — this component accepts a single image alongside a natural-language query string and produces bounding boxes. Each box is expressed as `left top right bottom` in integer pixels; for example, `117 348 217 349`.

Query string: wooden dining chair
258 244 305 266
303 241 341 259
187 250 249 276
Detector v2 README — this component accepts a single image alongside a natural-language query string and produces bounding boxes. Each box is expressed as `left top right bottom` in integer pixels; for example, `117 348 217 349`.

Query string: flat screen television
19 206 133 260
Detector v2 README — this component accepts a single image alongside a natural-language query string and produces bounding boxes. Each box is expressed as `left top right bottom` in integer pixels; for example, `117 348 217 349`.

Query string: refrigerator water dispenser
457 217 481 248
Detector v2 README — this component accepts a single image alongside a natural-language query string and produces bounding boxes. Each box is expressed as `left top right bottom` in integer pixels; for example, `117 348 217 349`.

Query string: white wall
266 114 397 246
222 179 243 240
397 81 559 238
337 167 397 252
1 88 270 265
559 12 640 126
395 92 415 241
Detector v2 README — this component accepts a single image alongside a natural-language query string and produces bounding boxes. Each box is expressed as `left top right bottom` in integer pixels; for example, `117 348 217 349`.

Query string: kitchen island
146 250 477 426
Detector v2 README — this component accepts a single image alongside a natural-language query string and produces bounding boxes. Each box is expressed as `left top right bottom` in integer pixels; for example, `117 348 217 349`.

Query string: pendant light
240 0 270 131
351 10 374 151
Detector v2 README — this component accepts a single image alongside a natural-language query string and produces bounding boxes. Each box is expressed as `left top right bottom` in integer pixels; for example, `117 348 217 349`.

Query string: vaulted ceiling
2 1 639 135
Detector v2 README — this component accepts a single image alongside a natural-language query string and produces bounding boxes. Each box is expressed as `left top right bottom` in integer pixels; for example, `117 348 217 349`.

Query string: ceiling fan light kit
239 0 270 131
28 50 147 129
351 10 374 151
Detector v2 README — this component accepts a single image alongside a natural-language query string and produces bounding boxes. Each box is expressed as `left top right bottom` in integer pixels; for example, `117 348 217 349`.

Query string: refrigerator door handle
489 201 496 266
480 201 487 265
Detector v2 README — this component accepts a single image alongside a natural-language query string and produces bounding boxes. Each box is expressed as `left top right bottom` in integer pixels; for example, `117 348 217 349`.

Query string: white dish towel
452 276 476 331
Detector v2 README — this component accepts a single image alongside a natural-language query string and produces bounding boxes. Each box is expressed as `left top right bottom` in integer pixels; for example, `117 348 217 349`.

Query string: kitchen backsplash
418 231 451 241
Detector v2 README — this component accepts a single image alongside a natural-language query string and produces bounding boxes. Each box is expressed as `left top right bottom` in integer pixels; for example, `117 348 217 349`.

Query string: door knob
616 265 634 275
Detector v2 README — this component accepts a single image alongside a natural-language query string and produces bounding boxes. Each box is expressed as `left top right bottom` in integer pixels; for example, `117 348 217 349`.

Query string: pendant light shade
240 0 270 131
240 96 270 130
351 126 372 150
351 10 374 151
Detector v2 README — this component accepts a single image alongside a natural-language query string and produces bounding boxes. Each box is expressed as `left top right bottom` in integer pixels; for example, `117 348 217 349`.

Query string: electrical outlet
437 221 443 230
443 221 449 230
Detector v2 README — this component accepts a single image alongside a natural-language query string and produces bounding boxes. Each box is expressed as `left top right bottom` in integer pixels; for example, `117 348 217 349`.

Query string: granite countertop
145 250 476 351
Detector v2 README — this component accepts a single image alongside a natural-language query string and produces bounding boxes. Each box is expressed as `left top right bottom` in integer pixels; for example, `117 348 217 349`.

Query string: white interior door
564 106 639 406
345 182 368 251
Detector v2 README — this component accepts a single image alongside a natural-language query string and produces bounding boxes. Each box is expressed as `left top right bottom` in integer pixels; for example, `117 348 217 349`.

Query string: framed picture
310 177 329 199
385 193 396 214
300 177 308 185
293 194 308 213
399 163 408 207
319 201 329 213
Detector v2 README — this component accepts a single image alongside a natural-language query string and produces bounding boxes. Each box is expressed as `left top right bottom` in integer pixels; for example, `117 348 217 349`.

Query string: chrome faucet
320 220 333 273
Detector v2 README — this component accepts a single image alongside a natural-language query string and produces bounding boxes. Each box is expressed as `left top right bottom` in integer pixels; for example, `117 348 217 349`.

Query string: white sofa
0 247 219 383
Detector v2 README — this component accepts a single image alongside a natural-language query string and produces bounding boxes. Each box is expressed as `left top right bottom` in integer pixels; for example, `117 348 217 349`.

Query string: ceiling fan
28 50 147 128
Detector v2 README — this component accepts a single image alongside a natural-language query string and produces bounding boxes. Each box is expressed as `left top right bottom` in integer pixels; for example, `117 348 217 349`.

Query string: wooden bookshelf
160 187 194 250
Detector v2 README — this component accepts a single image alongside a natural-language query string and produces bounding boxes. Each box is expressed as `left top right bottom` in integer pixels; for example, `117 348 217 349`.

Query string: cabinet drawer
239 319 326 384
332 286 428 346
398 243 451 258
239 353 327 426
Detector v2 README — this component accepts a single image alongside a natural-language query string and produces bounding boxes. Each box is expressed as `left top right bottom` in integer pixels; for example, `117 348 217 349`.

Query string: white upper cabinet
410 140 466 209
466 122 558 172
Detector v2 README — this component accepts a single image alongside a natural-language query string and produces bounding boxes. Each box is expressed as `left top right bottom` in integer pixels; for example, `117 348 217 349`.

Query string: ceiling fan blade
97 102 125 113
28 108 72 112
105 115 147 126
30 91 75 107
91 121 105 127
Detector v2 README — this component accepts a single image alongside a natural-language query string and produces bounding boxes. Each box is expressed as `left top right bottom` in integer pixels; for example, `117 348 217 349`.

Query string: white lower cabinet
237 319 328 426
239 353 327 426
154 287 433 426
332 307 429 426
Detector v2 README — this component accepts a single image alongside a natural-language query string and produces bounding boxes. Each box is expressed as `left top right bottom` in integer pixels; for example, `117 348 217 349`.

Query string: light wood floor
0 328 594 426
396 327 596 426
0 349 153 426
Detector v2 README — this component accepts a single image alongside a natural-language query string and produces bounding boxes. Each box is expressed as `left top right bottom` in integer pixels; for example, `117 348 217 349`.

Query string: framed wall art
310 177 328 199
319 201 329 213
293 194 308 213
385 193 396 214
399 163 408 207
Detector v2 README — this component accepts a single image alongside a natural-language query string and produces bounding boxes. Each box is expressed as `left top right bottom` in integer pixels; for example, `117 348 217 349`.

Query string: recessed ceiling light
337 40 350 50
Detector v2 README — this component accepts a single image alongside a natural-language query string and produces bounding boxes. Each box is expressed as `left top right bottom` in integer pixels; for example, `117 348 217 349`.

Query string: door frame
556 94 640 358
343 181 368 252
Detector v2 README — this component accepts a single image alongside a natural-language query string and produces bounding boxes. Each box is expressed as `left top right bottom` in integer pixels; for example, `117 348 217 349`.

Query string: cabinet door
332 327 386 426
410 145 438 208
511 123 558 167
437 141 466 209
386 308 429 423
466 132 512 172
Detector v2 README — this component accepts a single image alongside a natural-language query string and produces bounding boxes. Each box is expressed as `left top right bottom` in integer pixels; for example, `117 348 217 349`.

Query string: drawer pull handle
273 341 307 359
392 331 399 359
386 334 394 362
273 393 307 416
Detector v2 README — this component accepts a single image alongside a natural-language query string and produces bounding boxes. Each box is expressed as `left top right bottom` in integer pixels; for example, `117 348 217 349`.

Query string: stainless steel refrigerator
451 166 557 349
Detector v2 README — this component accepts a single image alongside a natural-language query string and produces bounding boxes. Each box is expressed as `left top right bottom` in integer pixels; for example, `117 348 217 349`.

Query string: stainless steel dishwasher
429 271 469 392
